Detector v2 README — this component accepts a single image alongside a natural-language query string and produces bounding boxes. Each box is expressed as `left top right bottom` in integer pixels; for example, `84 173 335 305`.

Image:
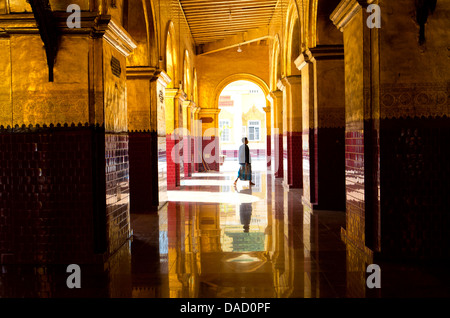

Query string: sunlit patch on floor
181 179 235 186
167 190 261 204
191 172 234 178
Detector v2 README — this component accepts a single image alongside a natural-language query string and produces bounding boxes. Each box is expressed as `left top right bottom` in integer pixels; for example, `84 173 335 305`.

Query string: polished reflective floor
124 161 349 298
1 161 450 298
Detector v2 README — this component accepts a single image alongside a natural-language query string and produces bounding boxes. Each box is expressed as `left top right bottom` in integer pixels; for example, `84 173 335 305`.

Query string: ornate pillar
331 0 375 297
278 76 302 189
165 88 186 189
190 104 202 173
176 90 187 180
127 66 158 212
263 105 271 169
152 70 172 207
268 90 284 178
182 100 193 178
296 46 346 211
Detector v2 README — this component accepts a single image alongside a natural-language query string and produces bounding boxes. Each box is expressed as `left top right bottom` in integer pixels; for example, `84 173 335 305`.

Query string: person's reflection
238 187 253 233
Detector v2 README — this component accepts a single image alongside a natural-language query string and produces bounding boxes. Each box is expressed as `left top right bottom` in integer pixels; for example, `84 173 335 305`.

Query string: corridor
0 0 449 301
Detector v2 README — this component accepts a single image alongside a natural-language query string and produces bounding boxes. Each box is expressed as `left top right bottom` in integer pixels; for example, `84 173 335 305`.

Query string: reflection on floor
1 161 450 297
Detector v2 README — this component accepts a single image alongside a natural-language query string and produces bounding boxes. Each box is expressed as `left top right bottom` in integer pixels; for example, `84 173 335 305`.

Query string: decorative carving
381 82 448 119
159 90 164 104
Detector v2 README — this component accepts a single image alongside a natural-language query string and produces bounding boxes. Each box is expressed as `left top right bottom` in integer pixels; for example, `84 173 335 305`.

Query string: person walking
234 137 255 186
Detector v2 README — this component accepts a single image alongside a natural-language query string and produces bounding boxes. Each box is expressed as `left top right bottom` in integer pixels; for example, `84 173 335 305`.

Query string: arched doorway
165 22 177 88
217 80 268 175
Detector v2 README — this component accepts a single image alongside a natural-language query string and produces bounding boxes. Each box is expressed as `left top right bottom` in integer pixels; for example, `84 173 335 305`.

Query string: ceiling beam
196 26 269 55
184 7 276 15
180 0 277 6
185 12 275 21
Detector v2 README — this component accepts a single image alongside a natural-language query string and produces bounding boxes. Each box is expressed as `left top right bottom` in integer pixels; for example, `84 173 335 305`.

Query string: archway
193 68 198 105
165 21 177 88
271 34 282 91
283 0 302 77
183 50 192 100
216 78 269 175
287 18 301 76
123 0 158 67
214 74 270 109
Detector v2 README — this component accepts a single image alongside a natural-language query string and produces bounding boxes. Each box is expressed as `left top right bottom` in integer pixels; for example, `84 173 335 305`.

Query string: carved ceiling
178 0 278 46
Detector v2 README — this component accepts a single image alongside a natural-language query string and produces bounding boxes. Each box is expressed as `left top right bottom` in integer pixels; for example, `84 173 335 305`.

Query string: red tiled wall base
183 137 191 178
166 134 180 190
175 154 181 185
272 134 283 178
380 117 450 260
178 136 184 180
288 132 302 188
0 126 106 264
221 149 266 158
315 127 345 211
105 133 131 258
157 136 168 205
344 129 366 250
313 130 318 203
128 132 158 212
193 136 201 173
284 134 289 187
302 130 315 202
190 137 197 176
201 137 219 172
284 132 302 188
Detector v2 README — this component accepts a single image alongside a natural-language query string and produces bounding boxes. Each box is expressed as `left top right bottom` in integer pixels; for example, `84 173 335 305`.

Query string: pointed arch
144 0 159 66
214 74 270 110
308 0 318 48
193 68 198 105
123 0 157 67
183 50 192 99
284 0 302 76
271 34 282 91
165 20 177 88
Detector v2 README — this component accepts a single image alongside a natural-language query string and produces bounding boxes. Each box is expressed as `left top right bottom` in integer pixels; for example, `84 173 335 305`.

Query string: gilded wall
104 41 128 133
0 38 12 125
343 10 365 129
379 0 450 119
0 35 90 127
377 0 450 259
315 59 346 128
156 0 196 92
127 78 151 131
